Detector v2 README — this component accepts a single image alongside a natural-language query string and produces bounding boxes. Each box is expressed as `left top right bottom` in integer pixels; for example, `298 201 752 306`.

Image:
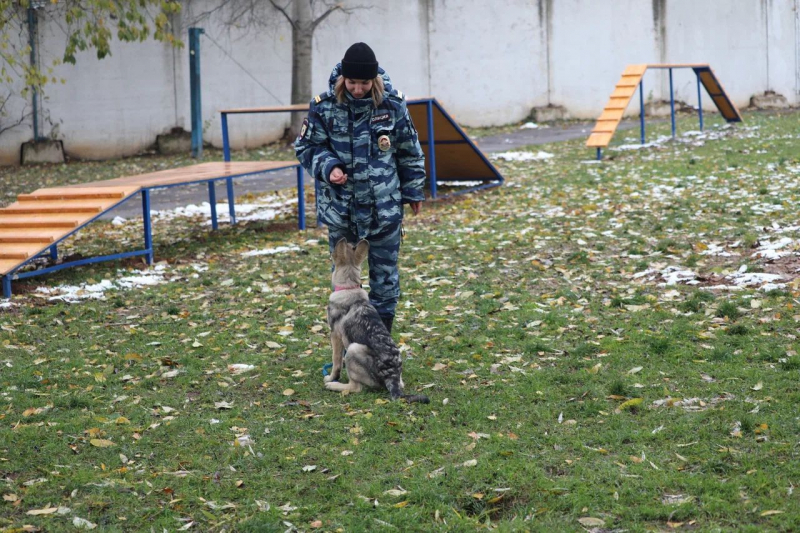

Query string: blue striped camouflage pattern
294 63 426 241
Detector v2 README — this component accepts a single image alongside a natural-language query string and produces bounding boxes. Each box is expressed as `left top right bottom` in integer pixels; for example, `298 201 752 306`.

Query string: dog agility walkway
0 161 303 298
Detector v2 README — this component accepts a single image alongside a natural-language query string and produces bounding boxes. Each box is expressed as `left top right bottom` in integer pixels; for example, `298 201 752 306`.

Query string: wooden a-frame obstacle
220 97 504 199
587 64 743 159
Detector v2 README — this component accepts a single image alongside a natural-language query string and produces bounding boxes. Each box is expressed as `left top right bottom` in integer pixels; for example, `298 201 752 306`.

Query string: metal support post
426 100 437 199
189 27 205 159
142 189 154 265
296 166 306 230
49 245 57 261
226 178 236 225
2 276 10 299
669 68 676 139
639 79 646 145
696 73 704 131
208 182 218 231
28 6 40 141
221 112 231 162
596 148 602 161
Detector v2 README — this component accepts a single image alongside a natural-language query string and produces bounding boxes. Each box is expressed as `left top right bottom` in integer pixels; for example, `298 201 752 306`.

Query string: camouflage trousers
328 221 402 318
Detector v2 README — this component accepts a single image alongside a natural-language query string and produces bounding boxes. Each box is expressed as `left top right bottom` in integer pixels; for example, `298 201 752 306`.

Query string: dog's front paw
324 381 340 390
324 374 337 383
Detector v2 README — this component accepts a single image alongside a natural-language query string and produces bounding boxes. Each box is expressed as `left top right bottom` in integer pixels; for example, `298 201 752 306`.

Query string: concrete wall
1 0 799 165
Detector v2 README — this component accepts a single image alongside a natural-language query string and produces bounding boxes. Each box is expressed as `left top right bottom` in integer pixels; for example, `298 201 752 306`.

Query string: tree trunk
289 1 314 139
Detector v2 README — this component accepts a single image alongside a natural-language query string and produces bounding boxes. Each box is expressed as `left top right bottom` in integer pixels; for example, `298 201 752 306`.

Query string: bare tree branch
0 96 31 139
268 0 296 29
310 3 342 30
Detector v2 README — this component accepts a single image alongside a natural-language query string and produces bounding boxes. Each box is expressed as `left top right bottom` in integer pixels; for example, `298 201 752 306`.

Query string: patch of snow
241 245 302 258
36 264 169 302
519 122 539 129
752 237 796 260
492 151 554 162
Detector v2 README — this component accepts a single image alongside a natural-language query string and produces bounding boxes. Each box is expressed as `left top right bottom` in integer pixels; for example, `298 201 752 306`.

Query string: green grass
2 109 800 531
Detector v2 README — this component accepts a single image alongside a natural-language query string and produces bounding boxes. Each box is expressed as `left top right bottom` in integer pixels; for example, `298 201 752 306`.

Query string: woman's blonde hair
335 75 385 107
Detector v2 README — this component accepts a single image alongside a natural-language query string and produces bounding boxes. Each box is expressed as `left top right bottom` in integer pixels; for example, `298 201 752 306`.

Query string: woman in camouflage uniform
295 42 426 334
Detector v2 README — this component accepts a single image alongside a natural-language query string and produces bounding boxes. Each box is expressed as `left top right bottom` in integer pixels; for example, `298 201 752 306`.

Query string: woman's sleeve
394 101 426 203
294 104 344 184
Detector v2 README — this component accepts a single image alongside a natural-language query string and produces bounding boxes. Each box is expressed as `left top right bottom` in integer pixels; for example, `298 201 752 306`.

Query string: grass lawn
2 109 800 531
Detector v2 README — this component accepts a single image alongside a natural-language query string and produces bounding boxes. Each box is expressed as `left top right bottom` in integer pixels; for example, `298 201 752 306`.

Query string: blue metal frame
668 68 676 138
189 27 205 159
639 80 645 145
696 74 704 131
426 100 438 199
1 165 302 299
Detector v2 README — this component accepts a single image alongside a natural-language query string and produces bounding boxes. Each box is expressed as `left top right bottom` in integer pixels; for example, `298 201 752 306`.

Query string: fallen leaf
615 398 643 413
751 381 763 391
302 465 317 472
283 389 295 396
627 366 643 375
266 341 283 349
384 488 407 497
310 520 323 528
462 459 477 467
432 363 447 371
760 510 784 516
26 506 59 516
72 517 97 529
90 439 115 448
3 493 18 502
394 501 409 508
578 517 605 527
214 401 234 410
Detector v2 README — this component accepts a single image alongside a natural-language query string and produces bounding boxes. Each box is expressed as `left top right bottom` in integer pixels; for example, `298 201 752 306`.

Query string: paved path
100 119 643 220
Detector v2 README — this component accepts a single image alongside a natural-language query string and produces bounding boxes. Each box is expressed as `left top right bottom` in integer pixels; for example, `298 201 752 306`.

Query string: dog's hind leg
325 331 345 383
325 344 378 393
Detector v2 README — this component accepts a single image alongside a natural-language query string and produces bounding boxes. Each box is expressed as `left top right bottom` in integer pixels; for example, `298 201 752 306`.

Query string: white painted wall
1 0 798 165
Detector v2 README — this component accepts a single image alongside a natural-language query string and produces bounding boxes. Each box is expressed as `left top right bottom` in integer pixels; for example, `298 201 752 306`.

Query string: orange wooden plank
18 186 137 201
0 260 22 275
587 133 613 147
76 162 298 189
698 71 722 94
591 120 620 134
611 86 637 98
617 75 644 88
0 205 104 215
220 104 311 114
648 63 709 68
0 215 82 228
0 244 44 260
599 109 625 121
712 95 738 120
623 64 648 76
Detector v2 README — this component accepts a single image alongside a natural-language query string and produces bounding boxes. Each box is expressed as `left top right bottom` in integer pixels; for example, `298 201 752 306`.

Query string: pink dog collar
334 285 361 292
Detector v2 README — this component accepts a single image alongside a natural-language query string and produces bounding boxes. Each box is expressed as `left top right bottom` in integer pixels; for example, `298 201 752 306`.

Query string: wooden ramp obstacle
220 97 504 199
587 64 742 158
1 161 302 298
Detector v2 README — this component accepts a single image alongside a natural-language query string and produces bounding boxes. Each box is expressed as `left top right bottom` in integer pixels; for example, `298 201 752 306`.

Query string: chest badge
378 135 392 151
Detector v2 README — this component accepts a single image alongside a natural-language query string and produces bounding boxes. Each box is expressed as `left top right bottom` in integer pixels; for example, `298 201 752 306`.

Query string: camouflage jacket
295 64 426 239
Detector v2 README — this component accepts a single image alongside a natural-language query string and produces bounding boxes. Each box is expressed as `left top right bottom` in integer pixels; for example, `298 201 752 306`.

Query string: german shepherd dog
324 238 429 404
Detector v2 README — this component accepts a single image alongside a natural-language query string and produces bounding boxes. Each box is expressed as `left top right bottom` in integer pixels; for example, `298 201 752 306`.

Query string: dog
324 238 429 404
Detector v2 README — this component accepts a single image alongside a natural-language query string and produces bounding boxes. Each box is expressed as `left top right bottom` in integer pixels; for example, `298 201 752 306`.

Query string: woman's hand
408 201 421 215
329 167 348 185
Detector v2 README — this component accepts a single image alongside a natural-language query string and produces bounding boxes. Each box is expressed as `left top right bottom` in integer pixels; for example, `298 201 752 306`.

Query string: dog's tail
387 380 430 404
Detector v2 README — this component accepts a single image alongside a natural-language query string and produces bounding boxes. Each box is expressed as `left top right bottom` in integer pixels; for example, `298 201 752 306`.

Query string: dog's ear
333 238 349 264
354 239 370 265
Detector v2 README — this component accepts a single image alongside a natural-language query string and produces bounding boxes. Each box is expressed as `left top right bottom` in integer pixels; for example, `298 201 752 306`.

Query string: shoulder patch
313 92 332 105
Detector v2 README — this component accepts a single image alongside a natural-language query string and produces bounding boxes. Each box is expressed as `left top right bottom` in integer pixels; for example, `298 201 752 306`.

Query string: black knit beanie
341 43 378 80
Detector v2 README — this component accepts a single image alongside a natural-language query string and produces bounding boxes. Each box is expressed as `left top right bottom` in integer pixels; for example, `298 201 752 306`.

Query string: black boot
380 315 394 334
